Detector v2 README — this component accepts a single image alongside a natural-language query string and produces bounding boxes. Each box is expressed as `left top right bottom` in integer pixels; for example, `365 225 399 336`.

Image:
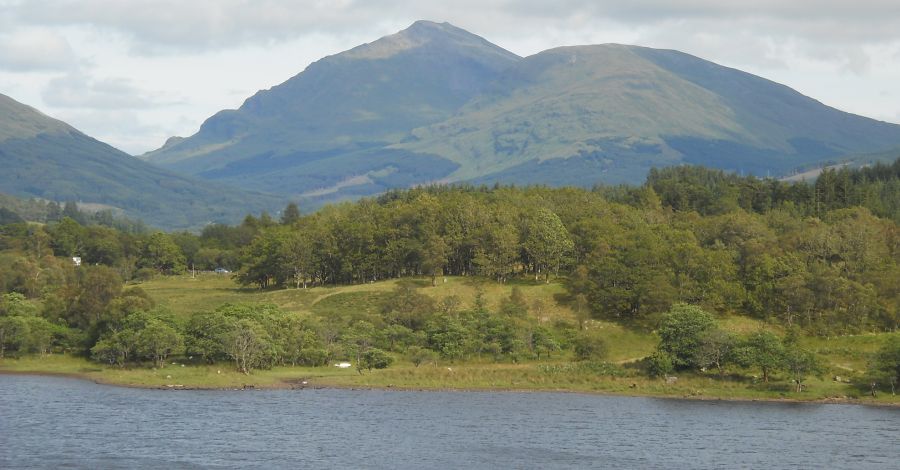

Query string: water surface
1 375 897 469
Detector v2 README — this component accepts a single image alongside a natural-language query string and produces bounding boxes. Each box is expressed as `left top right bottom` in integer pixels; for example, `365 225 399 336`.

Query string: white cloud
41 69 177 109
50 108 166 153
0 28 76 71
13 1 899 53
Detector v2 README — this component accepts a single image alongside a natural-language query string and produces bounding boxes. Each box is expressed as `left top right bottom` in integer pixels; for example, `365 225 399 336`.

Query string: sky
0 0 898 155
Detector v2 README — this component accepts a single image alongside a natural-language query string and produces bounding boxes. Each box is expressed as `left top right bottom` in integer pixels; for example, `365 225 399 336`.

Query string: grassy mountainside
403 44 900 184
143 21 519 197
0 93 284 230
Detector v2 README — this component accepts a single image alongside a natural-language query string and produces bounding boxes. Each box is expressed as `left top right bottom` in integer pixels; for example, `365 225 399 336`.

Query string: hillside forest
1 160 899 393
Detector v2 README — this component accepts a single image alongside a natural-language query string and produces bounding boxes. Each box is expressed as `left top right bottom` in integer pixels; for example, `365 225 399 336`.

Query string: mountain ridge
0 93 283 230
142 22 900 200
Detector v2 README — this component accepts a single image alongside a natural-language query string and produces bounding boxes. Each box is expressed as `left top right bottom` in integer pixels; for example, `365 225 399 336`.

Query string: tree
871 336 900 395
135 319 184 368
381 282 434 330
91 330 134 366
343 321 377 374
21 316 59 355
473 216 519 283
573 293 591 331
281 202 301 225
426 315 470 360
1 292 38 317
185 312 232 363
140 232 187 274
657 304 716 369
499 287 528 317
420 234 448 287
524 208 574 282
783 346 821 392
696 329 736 378
224 318 274 374
360 348 393 371
647 350 674 377
70 266 123 330
407 345 436 367
281 228 316 289
50 217 85 257
530 326 560 359
236 230 283 289
572 331 608 361
0 316 28 358
737 331 785 383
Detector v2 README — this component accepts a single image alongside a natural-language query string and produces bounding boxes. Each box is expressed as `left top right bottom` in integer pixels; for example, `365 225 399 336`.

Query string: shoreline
3 368 898 408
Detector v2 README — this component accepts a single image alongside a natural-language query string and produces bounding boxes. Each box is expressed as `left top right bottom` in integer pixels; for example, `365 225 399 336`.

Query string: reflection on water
1 375 898 469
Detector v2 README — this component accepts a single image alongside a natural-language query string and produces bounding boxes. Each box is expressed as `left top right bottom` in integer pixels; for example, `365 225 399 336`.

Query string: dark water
1 375 898 469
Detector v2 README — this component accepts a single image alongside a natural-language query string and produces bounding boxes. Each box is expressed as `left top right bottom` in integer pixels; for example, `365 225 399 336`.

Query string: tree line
0 160 899 388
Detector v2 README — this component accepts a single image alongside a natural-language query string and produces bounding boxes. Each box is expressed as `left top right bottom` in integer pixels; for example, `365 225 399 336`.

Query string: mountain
143 21 520 199
402 44 900 185
0 93 283 230
144 22 900 201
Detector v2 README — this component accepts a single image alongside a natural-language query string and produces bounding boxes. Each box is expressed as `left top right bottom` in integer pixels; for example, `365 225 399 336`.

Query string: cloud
0 28 76 71
9 1 899 53
50 107 167 153
42 69 175 109
11 0 379 53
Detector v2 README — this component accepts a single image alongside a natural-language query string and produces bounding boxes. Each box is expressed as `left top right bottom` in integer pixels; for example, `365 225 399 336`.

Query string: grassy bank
3 273 897 405
2 354 898 406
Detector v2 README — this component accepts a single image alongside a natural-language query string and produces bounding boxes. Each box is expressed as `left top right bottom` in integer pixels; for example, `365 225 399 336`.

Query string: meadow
3 273 897 405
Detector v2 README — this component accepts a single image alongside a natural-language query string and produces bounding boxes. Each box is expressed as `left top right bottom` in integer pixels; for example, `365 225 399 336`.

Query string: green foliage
2 157 900 392
783 346 822 392
646 351 675 378
735 331 785 383
281 203 301 225
407 345 436 367
360 348 393 371
657 304 716 369
224 318 275 374
523 208 574 282
572 331 608 361
0 316 29 358
140 232 187 274
870 335 900 395
134 319 184 368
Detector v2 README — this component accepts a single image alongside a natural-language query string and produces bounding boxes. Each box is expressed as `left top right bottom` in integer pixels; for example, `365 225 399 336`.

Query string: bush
297 348 329 367
132 268 156 283
657 304 715 369
407 345 436 367
572 331 608 361
647 351 674 377
360 348 393 371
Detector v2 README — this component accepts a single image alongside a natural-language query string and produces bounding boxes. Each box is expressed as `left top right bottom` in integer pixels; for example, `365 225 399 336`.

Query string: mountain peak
340 20 518 61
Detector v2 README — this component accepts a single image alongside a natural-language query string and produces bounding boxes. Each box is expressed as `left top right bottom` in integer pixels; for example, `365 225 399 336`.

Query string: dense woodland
1 160 899 390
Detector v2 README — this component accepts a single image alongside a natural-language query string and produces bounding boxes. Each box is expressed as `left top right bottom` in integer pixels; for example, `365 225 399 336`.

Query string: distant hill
0 93 283 230
143 22 900 201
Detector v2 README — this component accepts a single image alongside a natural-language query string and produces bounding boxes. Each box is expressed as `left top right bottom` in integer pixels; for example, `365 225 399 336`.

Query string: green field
3 273 898 405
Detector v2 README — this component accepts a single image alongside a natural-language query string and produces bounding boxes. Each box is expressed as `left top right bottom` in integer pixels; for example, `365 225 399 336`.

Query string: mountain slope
0 94 282 230
143 21 520 196
400 44 900 185
143 23 900 200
